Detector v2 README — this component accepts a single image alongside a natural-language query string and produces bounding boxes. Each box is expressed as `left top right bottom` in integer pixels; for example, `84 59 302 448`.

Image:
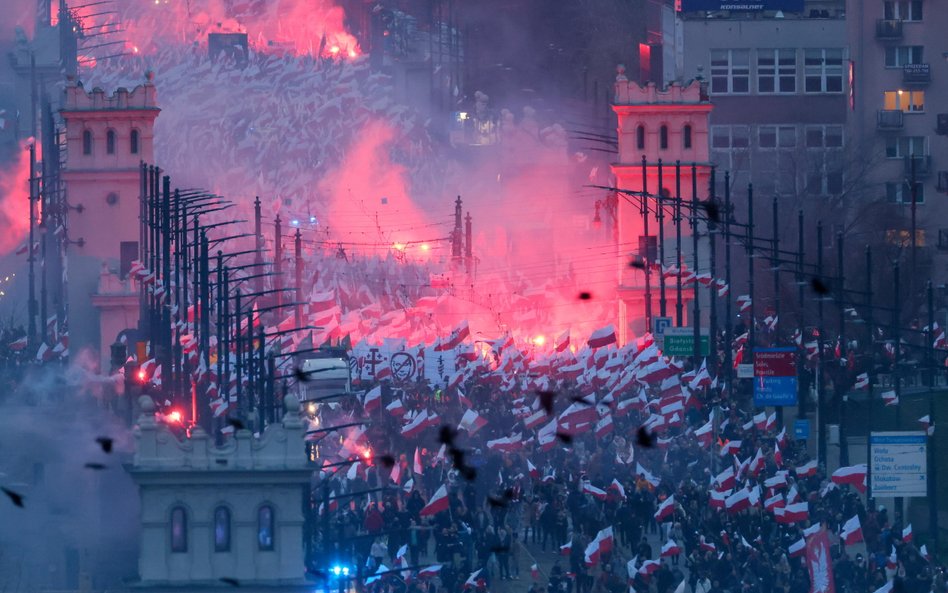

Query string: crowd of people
306 342 946 593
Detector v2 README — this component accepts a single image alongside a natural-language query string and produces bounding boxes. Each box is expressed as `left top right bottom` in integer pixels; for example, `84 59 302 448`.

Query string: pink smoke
0 143 31 256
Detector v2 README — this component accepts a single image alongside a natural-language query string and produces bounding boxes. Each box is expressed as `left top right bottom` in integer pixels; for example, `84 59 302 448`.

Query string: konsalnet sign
681 0 805 10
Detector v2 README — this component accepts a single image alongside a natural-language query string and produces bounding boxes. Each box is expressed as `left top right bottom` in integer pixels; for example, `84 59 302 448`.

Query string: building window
885 136 927 158
711 126 750 150
804 125 844 149
683 125 692 149
82 130 92 155
258 505 274 551
171 506 188 553
884 0 923 21
804 49 844 93
887 181 925 203
710 49 750 95
659 125 668 150
885 46 924 68
883 89 924 112
759 126 778 149
131 129 140 154
758 49 796 94
636 125 645 150
214 506 231 552
106 129 116 154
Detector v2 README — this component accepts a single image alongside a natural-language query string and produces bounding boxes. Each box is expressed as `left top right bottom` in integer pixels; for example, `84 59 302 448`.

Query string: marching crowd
311 347 944 593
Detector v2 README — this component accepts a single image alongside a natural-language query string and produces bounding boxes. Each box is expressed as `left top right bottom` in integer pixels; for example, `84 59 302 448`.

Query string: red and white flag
417 565 442 579
458 409 488 435
386 398 406 416
363 385 382 413
654 495 675 522
778 501 809 524
806 529 837 593
660 539 681 558
695 420 714 448
559 540 572 556
737 295 752 312
401 410 430 439
555 329 570 353
831 464 867 493
487 433 524 452
435 321 470 351
420 485 450 516
788 538 806 558
595 414 614 438
531 564 539 580
841 514 863 545
413 447 424 475
527 459 540 479
582 482 608 500
902 523 913 543
881 390 899 406
796 459 818 478
587 325 617 349
854 373 869 389
725 489 751 514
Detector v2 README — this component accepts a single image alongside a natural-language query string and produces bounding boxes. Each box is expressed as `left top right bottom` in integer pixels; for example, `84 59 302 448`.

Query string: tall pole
927 280 939 554
797 209 807 417
295 228 303 327
893 260 903 519
865 246 874 500
254 197 263 296
724 172 733 383
275 215 283 308
708 168 718 373
772 196 782 425
28 141 37 348
658 159 667 318
836 231 848 465
675 161 683 326
642 156 652 332
817 222 826 468
910 156 918 291
746 183 755 356
692 164 700 362
235 289 243 417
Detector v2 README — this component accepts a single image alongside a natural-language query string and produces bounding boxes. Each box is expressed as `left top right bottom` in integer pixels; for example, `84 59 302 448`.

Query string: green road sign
662 328 710 356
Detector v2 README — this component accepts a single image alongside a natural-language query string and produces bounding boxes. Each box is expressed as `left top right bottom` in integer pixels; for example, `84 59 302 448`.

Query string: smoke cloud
0 142 31 257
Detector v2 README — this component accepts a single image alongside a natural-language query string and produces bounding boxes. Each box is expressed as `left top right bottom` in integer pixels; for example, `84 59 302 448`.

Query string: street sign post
662 327 709 357
652 317 673 337
870 431 928 498
794 419 810 440
753 347 798 406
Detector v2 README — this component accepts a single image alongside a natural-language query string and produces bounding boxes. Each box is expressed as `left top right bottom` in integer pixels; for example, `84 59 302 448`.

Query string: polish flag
749 448 766 476
560 540 572 556
417 565 442 579
660 539 681 558
435 321 470 351
787 486 801 504
487 433 524 452
402 479 414 494
515 459 535 481
413 447 424 475
458 409 488 435
654 495 676 522
609 479 627 500
595 414 614 438
795 459 818 478
8 336 28 351
524 408 546 430
582 482 608 500
555 329 570 353
854 372 869 389
689 360 712 390
776 426 787 447
764 493 784 512
881 390 899 406
902 523 913 543
841 514 863 545
531 564 539 581
831 464 868 493
390 461 402 485
596 527 614 555
714 467 736 491
719 439 742 456
386 398 406 416
788 538 806 558
779 501 809 524
886 546 898 570
420 485 450 516
638 560 661 578
753 412 767 431
587 325 617 349
709 490 728 510
363 385 382 413
699 537 716 553
463 569 483 589
725 489 751 514
695 420 714 448
774 443 783 467
737 295 752 312
921 544 931 562
919 415 934 435
401 410 430 439
717 280 730 297
766 412 777 432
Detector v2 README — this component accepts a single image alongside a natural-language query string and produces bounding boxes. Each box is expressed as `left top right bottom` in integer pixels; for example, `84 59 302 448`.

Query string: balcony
876 19 903 40
904 155 932 179
938 171 948 193
877 109 904 130
937 114 948 135
903 63 931 86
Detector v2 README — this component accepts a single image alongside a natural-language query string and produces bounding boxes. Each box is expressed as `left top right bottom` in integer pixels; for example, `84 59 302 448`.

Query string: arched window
258 505 275 551
214 506 231 552
170 506 188 553
636 125 646 150
106 129 116 154
82 130 93 155
683 125 693 149
660 125 669 150
130 129 140 154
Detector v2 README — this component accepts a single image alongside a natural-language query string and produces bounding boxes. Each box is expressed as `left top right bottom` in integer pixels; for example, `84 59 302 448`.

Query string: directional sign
870 431 928 498
652 317 673 336
662 327 710 356
753 347 798 406
794 419 810 440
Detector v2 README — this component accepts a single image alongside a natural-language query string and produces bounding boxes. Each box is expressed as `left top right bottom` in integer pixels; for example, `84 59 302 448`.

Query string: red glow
362 448 372 461
168 410 183 423
532 335 546 347
137 369 147 382
0 142 31 256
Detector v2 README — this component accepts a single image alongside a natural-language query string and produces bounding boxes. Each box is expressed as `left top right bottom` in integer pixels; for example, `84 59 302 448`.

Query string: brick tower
610 66 713 343
60 73 159 368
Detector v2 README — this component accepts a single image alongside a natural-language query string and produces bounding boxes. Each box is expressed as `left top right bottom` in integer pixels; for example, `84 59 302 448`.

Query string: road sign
661 327 709 356
794 419 810 440
870 431 928 498
753 347 798 406
736 363 754 379
652 317 673 336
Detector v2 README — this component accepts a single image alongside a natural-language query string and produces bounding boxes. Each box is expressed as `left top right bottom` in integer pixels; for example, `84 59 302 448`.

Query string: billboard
753 347 798 406
681 0 806 11
870 431 928 498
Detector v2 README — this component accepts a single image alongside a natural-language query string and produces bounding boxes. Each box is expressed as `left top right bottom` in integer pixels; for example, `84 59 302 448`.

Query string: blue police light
309 216 317 224
291 219 300 227
330 565 350 577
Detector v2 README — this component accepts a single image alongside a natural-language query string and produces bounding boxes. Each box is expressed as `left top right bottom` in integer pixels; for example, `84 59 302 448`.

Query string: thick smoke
0 353 138 590
0 141 31 256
